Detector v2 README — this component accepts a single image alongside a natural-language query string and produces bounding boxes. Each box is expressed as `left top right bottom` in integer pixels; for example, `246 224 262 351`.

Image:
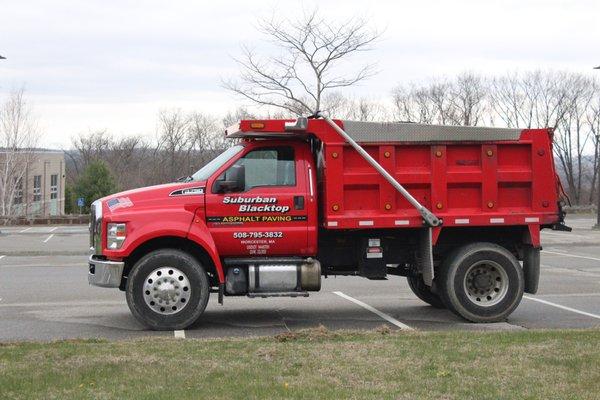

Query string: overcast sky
1 0 599 148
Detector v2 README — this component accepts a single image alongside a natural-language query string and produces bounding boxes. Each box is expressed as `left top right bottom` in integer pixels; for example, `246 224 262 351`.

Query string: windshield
191 144 244 181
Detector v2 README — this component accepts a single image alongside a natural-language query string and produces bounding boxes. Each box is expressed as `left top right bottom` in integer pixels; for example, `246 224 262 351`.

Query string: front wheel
126 249 210 330
438 242 524 323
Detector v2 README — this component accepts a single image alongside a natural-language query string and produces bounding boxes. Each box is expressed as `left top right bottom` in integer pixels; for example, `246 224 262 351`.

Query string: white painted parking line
333 291 415 330
543 265 600 278
536 292 600 298
174 330 186 338
524 296 600 320
0 263 81 268
49 227 58 232
543 250 600 262
43 234 54 243
19 227 32 233
542 231 589 239
0 300 124 308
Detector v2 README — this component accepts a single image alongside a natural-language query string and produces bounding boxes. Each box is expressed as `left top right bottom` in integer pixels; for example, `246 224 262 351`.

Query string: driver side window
225 146 296 191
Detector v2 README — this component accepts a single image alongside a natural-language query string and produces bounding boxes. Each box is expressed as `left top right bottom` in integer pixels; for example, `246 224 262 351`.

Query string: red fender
104 208 223 283
187 217 224 283
104 209 194 259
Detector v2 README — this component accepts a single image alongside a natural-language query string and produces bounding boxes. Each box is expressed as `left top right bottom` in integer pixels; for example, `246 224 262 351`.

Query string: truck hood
100 181 206 214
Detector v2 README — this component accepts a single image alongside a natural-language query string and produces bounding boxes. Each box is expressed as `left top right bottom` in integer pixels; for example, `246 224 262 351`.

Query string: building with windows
1 149 66 217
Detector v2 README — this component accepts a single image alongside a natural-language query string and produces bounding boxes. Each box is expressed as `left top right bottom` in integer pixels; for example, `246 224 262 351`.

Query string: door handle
294 196 305 210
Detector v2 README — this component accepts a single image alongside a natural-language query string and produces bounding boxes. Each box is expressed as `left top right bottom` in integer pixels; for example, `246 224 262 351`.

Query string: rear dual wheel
406 275 445 309
439 242 524 323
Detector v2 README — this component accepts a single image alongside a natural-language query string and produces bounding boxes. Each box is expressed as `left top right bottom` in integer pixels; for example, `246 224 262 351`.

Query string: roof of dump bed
340 120 522 142
228 119 523 143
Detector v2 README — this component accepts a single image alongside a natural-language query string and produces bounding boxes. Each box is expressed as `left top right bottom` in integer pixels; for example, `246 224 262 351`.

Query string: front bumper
88 255 124 288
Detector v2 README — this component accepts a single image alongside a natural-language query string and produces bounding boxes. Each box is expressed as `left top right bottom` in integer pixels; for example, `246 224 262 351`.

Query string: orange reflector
250 122 265 129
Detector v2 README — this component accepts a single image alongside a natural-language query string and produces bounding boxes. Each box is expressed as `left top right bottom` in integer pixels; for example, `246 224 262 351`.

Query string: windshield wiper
176 175 193 182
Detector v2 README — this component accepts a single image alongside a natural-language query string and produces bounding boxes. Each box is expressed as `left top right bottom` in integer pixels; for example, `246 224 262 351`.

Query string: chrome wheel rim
463 260 508 307
143 267 191 315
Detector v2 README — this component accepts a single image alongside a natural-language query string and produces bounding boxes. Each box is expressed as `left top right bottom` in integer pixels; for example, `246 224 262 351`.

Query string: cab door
205 142 311 257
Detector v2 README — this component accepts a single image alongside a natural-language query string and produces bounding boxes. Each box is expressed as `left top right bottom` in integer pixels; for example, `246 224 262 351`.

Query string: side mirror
214 164 245 193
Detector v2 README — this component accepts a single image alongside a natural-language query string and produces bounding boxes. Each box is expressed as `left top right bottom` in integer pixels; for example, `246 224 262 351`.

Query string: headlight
107 223 126 250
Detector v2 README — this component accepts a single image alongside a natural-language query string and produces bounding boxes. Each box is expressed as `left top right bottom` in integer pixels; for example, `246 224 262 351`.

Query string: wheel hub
474 274 493 290
156 281 177 302
143 267 191 315
463 260 509 307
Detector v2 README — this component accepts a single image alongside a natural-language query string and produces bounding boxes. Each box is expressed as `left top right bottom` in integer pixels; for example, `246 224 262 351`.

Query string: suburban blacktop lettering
223 196 290 213
223 196 277 204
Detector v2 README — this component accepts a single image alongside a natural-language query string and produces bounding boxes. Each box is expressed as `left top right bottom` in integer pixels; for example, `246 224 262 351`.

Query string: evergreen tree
74 161 117 213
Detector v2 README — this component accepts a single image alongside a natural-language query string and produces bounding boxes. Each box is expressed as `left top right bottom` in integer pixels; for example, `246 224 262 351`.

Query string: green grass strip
1 327 599 399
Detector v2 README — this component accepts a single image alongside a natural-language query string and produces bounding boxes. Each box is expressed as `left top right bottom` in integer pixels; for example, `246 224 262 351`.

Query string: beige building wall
10 150 66 217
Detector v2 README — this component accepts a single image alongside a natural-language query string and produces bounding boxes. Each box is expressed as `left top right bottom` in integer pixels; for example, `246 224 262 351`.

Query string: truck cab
204 140 318 257
88 117 566 330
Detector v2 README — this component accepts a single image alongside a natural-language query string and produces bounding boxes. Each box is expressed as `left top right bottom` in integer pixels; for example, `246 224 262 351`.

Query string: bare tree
491 71 586 129
324 92 388 121
450 73 487 126
554 84 594 204
0 88 41 217
392 84 438 123
392 77 484 126
107 136 152 190
588 88 600 203
155 109 193 182
490 73 536 128
66 109 250 191
188 112 227 167
487 71 600 204
509 72 595 204
223 9 379 115
189 112 221 149
222 107 257 128
67 129 112 183
67 130 154 190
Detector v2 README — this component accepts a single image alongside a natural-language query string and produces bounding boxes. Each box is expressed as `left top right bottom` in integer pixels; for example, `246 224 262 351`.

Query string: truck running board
247 292 309 298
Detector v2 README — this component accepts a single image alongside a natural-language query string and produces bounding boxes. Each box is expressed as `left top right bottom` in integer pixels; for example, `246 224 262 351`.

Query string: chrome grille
90 200 103 254
89 207 95 249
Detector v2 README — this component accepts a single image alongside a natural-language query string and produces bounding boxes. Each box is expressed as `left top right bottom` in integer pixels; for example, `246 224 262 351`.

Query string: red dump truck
88 115 569 330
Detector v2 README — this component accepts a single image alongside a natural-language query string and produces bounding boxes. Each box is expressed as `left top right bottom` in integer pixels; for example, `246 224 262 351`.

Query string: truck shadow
185 304 458 334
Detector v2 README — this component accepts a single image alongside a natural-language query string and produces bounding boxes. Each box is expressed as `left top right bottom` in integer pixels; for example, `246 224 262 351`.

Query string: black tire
126 249 210 330
407 275 445 309
438 242 524 323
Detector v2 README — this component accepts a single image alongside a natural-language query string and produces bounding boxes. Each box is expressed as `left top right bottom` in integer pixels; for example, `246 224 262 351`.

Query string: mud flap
523 246 540 294
420 228 434 286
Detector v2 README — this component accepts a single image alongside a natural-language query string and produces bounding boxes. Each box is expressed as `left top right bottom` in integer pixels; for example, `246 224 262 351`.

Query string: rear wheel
439 242 524 323
406 275 445 308
126 249 210 330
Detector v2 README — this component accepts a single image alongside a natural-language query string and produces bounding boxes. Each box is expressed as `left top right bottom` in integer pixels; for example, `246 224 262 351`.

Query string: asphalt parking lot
1 216 599 341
